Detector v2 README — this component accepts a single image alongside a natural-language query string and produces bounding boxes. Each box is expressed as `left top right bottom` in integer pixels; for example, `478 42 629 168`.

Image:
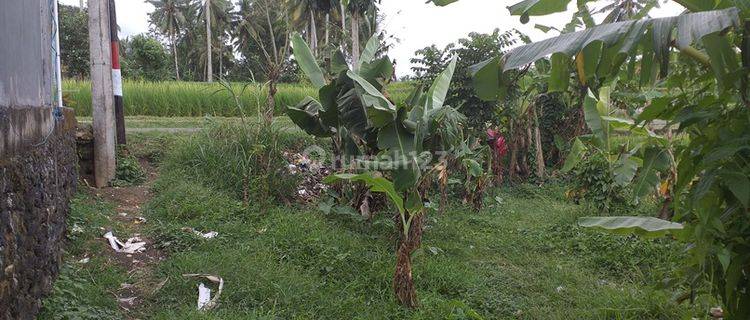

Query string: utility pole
88 0 116 187
80 0 84 9
109 0 125 145
205 0 213 82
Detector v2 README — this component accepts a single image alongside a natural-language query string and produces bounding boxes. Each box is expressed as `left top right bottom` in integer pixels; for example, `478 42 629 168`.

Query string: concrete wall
0 0 79 319
0 0 54 108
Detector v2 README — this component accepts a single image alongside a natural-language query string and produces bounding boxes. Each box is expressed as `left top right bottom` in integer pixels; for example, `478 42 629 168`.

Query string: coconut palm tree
148 0 188 80
286 0 318 53
197 0 232 82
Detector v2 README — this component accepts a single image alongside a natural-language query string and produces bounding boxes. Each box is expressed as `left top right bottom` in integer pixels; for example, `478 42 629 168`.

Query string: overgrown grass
43 129 713 319
64 80 414 117
161 121 318 205
135 127 706 319
39 195 128 320
138 173 707 319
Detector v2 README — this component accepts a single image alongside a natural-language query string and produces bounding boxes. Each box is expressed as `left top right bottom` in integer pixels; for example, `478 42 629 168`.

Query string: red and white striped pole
109 0 126 145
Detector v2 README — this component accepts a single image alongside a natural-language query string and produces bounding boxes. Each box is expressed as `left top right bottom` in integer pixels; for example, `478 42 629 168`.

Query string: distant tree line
58 0 384 83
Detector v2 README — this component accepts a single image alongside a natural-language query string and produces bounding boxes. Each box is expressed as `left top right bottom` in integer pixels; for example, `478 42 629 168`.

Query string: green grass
43 128 712 319
39 195 128 320
138 176 704 319
64 80 414 117
76 115 298 130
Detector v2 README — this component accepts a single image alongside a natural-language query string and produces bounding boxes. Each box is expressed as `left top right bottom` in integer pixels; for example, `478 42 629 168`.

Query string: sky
60 0 686 77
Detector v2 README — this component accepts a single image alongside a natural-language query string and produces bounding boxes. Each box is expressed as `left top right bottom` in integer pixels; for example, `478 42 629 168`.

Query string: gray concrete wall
0 0 54 108
0 1 78 319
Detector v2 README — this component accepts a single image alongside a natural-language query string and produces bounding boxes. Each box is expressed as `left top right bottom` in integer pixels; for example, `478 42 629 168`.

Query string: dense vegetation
48 0 750 318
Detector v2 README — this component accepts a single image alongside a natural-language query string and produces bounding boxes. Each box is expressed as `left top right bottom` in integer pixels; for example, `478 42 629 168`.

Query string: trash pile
284 152 331 202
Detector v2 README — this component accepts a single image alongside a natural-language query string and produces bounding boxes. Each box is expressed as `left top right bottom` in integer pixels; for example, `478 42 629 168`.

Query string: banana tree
288 35 465 307
475 0 750 317
287 33 392 164
324 58 463 308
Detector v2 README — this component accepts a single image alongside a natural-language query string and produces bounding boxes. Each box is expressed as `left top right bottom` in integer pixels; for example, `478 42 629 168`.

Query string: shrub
162 121 315 207
113 148 146 187
570 152 630 213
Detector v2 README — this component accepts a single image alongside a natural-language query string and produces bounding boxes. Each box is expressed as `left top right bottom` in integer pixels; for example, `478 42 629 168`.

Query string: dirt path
93 160 166 317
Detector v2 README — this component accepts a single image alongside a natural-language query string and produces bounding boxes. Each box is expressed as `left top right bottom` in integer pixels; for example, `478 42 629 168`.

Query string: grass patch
45 129 711 319
161 121 317 205
39 194 127 320
130 129 708 319
64 80 413 117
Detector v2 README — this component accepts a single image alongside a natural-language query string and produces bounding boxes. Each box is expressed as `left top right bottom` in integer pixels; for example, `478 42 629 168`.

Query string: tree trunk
533 106 545 180
265 78 277 125
340 2 346 51
508 123 518 182
219 40 223 79
310 12 318 55
393 211 424 308
324 13 330 47
205 0 213 82
350 12 360 67
171 31 180 81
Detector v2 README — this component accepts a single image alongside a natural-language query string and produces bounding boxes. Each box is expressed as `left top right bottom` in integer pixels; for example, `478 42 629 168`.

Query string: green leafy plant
288 33 464 307
113 148 146 187
410 29 522 130
472 1 750 317
558 87 672 211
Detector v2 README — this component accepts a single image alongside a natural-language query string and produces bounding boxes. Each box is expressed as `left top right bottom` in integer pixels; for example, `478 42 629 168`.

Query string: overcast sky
60 0 685 77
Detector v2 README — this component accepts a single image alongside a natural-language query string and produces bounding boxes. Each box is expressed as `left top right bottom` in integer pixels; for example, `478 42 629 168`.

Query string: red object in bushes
486 128 508 158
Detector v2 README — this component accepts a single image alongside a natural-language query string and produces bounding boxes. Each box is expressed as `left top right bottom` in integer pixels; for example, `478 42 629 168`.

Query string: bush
162 121 316 206
570 152 631 213
113 148 146 187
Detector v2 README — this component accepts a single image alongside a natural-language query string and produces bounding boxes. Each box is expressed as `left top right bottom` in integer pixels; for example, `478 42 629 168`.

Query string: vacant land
40 127 712 320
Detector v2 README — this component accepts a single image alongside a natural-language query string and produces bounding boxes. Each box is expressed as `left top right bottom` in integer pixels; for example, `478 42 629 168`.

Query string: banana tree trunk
533 106 545 179
393 210 424 308
508 123 518 182
325 13 330 46
350 11 360 67
310 12 318 55
265 74 277 125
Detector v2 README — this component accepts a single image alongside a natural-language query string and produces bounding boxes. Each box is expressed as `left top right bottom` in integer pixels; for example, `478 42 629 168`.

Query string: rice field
63 80 414 117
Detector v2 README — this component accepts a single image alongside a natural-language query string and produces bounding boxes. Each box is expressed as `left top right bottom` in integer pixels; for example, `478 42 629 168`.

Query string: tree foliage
59 5 89 79
410 29 523 130
120 35 173 81
468 0 750 317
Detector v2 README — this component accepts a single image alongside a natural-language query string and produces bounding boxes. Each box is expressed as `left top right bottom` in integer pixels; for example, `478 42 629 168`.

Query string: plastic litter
182 227 219 239
183 274 223 311
104 231 146 254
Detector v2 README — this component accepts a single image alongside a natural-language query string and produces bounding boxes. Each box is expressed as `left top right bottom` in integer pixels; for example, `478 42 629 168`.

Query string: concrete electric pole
88 0 116 187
